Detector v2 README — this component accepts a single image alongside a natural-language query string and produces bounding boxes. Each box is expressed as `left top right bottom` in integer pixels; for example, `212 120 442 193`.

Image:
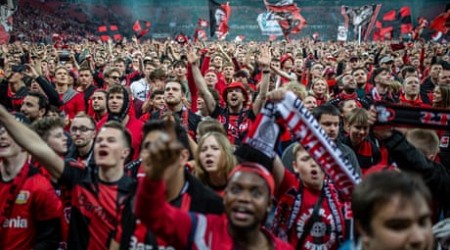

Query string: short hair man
20 91 49 122
0 103 137 249
0 112 62 249
67 114 97 166
352 171 433 250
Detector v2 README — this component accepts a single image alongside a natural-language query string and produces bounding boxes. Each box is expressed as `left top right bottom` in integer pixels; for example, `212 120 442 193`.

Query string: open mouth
232 206 254 220
98 149 109 157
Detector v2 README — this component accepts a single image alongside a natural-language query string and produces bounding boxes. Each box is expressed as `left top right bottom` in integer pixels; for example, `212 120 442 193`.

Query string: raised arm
253 47 271 115
0 105 64 179
187 48 216 115
135 130 193 250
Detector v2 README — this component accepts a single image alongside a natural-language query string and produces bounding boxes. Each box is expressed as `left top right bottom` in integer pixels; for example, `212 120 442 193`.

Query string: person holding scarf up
235 90 361 250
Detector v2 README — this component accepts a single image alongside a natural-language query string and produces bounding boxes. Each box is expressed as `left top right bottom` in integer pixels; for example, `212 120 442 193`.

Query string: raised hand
141 131 184 180
186 47 200 66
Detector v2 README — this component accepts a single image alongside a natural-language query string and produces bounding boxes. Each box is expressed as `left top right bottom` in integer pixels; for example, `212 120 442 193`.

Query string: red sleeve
201 56 211 75
187 64 198 112
135 179 192 250
276 169 299 200
33 175 63 221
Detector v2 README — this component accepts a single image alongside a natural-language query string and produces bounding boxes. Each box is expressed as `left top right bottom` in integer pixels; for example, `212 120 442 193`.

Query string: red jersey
60 91 85 120
271 170 345 250
0 161 63 250
97 116 143 160
135 179 293 250
60 160 136 250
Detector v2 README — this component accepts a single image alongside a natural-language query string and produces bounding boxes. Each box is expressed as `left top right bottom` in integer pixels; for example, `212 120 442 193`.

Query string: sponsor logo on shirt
15 190 30 204
3 216 28 228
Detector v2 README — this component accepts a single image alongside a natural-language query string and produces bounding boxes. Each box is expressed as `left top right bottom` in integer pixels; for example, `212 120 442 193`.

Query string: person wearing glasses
102 67 122 89
67 113 97 167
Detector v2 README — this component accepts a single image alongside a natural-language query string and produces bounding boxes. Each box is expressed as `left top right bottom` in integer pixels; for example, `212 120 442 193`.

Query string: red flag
98 25 122 42
264 0 306 37
430 12 450 34
133 20 151 39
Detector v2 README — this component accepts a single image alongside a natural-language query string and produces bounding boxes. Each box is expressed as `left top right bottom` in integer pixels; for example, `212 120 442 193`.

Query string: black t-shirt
211 104 255 145
60 160 136 250
150 108 201 138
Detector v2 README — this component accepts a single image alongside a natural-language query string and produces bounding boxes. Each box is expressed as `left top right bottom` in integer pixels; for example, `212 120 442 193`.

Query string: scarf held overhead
375 102 450 130
236 91 361 198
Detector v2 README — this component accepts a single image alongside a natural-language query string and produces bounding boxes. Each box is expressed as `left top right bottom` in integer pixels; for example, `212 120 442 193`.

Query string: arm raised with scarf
0 105 64 179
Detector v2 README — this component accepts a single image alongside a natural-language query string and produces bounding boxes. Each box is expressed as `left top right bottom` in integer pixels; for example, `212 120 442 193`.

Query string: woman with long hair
432 85 450 109
309 77 330 106
194 131 237 195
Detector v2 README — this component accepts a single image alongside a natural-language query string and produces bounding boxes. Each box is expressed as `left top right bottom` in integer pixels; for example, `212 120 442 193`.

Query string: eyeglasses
70 126 95 133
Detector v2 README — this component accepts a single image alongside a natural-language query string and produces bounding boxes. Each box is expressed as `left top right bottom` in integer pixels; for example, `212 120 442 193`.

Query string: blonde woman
309 77 330 106
194 132 237 196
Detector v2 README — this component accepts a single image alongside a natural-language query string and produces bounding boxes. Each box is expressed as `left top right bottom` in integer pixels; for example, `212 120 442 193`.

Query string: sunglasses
109 76 120 80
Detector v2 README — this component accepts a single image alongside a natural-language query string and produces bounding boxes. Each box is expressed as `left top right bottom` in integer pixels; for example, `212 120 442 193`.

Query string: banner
257 12 283 36
209 0 230 40
98 25 122 42
264 0 307 37
341 4 381 41
375 102 450 130
0 0 16 44
337 25 348 41
373 6 413 41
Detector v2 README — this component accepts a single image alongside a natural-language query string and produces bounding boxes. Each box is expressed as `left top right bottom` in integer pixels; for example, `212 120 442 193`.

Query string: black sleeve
34 218 61 250
60 159 90 187
384 131 450 210
93 70 105 89
0 79 12 110
336 61 345 76
210 104 223 119
36 76 61 107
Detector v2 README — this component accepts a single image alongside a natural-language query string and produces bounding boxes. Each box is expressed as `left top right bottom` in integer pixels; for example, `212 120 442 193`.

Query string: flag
341 4 381 41
0 0 17 44
235 35 245 42
264 0 306 37
373 6 413 41
132 20 151 39
209 0 231 40
429 5 450 34
175 33 189 45
98 25 122 42
193 28 207 42
198 18 209 28
257 12 283 36
337 25 348 41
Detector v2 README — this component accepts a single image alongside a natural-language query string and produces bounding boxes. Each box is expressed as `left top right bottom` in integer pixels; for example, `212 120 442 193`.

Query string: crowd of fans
0 20 449 250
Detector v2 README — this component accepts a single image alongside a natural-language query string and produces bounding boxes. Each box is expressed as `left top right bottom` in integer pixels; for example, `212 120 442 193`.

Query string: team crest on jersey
16 190 30 204
296 208 336 250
